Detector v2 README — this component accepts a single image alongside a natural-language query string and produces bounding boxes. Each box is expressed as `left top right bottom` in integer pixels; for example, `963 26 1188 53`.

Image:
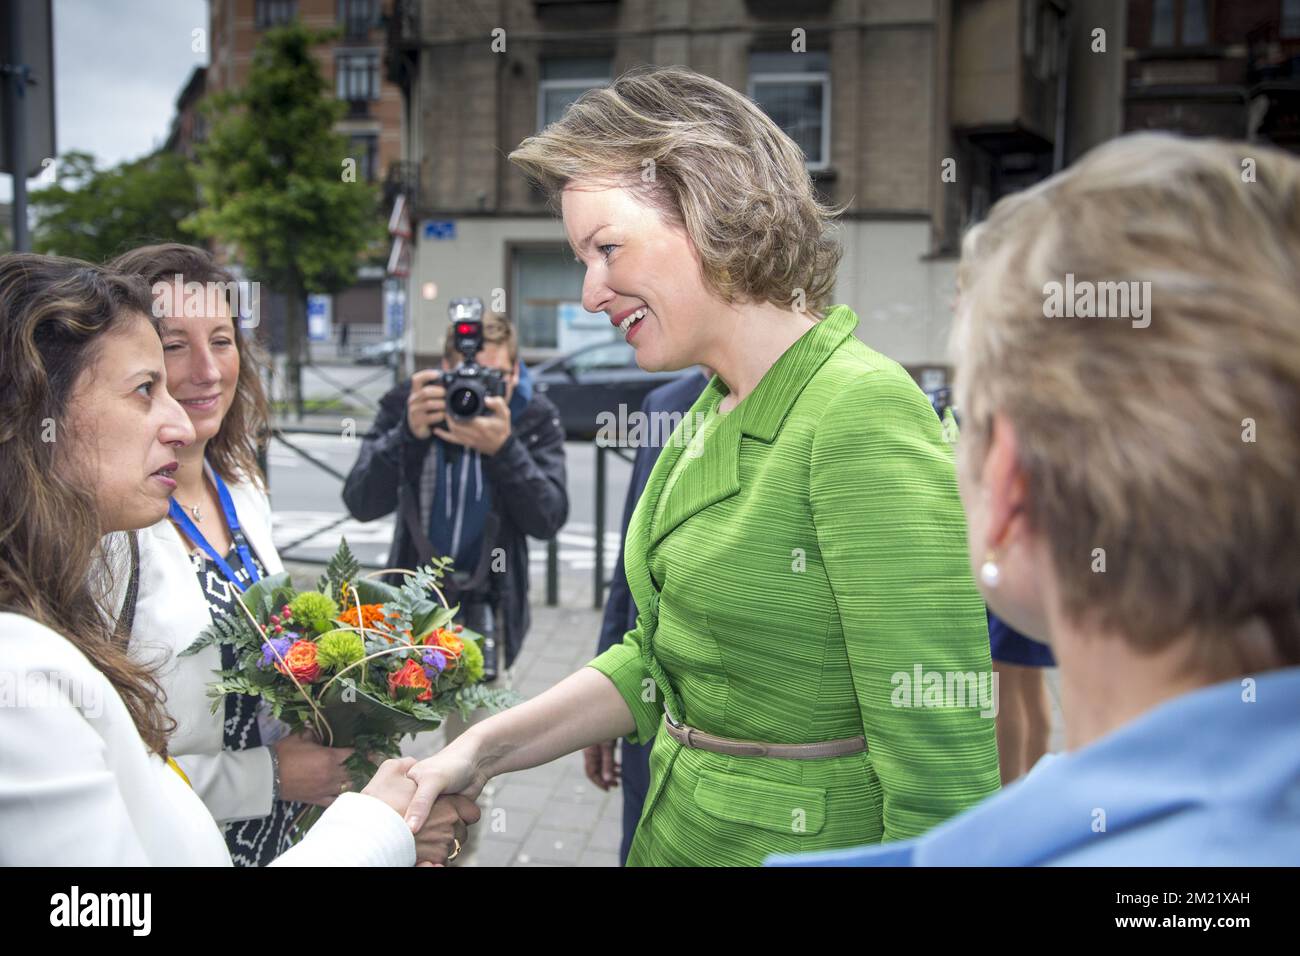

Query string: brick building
384 0 1126 374
202 0 406 354
1124 0 1300 151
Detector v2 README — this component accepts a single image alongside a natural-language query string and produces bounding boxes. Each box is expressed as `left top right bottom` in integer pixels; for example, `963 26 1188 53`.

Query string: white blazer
0 611 414 866
127 464 289 824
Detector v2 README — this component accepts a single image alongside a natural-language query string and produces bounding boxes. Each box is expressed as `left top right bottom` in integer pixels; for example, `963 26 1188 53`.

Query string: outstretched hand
359 756 483 866
404 748 486 833
414 793 481 867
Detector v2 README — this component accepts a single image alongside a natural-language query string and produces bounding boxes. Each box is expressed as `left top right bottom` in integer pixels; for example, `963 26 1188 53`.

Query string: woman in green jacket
402 66 1000 866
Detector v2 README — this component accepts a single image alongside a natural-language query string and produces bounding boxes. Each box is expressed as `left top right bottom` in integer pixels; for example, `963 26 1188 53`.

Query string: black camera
440 298 507 420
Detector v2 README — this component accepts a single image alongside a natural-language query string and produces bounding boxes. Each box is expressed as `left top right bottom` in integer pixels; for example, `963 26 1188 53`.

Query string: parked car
529 339 682 440
357 339 403 367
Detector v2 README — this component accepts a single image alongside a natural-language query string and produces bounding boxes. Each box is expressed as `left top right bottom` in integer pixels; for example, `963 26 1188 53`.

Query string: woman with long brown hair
0 253 476 864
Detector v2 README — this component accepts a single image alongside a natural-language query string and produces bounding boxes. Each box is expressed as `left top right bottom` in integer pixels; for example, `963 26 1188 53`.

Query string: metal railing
592 442 635 609
264 421 566 605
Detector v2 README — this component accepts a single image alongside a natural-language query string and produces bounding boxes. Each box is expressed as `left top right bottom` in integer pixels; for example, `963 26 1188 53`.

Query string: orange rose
337 603 403 642
388 658 433 702
275 639 321 683
336 603 389 630
423 627 463 658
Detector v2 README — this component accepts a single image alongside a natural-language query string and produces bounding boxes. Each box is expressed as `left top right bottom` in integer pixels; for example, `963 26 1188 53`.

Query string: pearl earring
980 550 1001 588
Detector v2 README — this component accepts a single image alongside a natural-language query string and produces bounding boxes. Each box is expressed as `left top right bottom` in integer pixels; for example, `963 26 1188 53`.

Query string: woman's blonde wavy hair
508 65 845 317
953 132 1300 665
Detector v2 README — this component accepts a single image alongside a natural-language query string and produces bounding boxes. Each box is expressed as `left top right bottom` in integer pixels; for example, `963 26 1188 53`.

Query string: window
748 50 830 170
338 0 378 39
1024 0 1038 60
337 52 380 102
1152 0 1212 47
255 0 296 29
348 134 378 182
511 245 589 349
1152 0 1175 46
1035 3 1062 79
1181 0 1208 45
538 57 611 131
1286 0 1300 38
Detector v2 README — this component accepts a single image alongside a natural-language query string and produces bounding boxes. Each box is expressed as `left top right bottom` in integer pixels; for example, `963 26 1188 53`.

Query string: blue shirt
766 665 1300 866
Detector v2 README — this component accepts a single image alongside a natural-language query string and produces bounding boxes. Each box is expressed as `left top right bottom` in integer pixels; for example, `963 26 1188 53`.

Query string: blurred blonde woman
772 131 1300 866
958 222 1056 786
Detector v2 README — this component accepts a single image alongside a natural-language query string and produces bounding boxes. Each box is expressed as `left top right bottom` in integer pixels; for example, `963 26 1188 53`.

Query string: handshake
361 756 483 867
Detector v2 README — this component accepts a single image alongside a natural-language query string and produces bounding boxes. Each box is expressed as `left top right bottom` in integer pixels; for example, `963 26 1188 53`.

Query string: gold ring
448 838 462 862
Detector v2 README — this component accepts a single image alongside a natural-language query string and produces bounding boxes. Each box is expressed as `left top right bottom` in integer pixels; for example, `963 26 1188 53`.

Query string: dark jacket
343 379 568 668
597 370 711 654
595 369 708 865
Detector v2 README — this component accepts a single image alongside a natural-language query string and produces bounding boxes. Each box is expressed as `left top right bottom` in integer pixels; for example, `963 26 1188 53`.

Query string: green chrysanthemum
316 629 365 672
458 637 484 683
289 592 340 634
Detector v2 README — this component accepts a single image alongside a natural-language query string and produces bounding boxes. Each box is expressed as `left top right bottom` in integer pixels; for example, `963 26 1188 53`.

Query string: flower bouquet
180 538 518 827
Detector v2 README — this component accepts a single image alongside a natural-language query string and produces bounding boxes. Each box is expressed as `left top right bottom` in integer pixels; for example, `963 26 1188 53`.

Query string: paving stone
536 799 604 833
518 827 586 866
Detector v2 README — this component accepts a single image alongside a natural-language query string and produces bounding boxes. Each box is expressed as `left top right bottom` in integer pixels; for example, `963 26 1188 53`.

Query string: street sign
306 294 333 342
384 281 406 339
423 220 456 240
386 234 410 277
388 193 411 238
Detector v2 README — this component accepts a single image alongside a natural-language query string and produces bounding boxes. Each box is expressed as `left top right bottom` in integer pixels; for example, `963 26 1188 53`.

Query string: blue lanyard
169 467 262 593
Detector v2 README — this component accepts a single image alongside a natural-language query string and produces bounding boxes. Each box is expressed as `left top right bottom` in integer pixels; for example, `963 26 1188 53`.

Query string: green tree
29 150 200 262
186 22 383 418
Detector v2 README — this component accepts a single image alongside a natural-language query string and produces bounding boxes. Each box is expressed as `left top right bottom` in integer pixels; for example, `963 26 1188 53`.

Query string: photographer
342 307 568 737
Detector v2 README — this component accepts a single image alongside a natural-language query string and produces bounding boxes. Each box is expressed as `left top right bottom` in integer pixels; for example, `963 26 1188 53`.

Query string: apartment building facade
205 0 405 351
1124 0 1300 151
385 0 1125 373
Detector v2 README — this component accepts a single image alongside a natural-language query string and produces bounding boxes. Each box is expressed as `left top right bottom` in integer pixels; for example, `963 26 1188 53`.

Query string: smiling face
159 290 241 446
63 312 196 533
562 179 722 372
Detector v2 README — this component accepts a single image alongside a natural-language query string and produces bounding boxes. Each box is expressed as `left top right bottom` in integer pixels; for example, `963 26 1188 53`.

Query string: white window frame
537 68 610 132
1286 0 1300 38
748 67 831 171
336 49 381 102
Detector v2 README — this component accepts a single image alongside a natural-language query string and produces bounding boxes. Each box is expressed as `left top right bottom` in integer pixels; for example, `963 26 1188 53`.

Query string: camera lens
449 385 482 418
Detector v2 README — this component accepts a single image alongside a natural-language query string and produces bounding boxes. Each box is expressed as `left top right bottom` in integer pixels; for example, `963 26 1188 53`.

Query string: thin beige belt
662 713 866 760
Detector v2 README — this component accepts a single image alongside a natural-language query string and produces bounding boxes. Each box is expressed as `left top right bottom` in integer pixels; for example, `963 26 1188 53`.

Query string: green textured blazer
588 305 1001 866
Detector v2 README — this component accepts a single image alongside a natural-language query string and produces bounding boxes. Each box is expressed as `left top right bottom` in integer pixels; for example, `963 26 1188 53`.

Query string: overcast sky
3 0 208 202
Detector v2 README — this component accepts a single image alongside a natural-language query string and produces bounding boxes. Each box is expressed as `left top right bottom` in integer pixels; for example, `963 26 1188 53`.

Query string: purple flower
259 635 293 669
421 648 447 678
